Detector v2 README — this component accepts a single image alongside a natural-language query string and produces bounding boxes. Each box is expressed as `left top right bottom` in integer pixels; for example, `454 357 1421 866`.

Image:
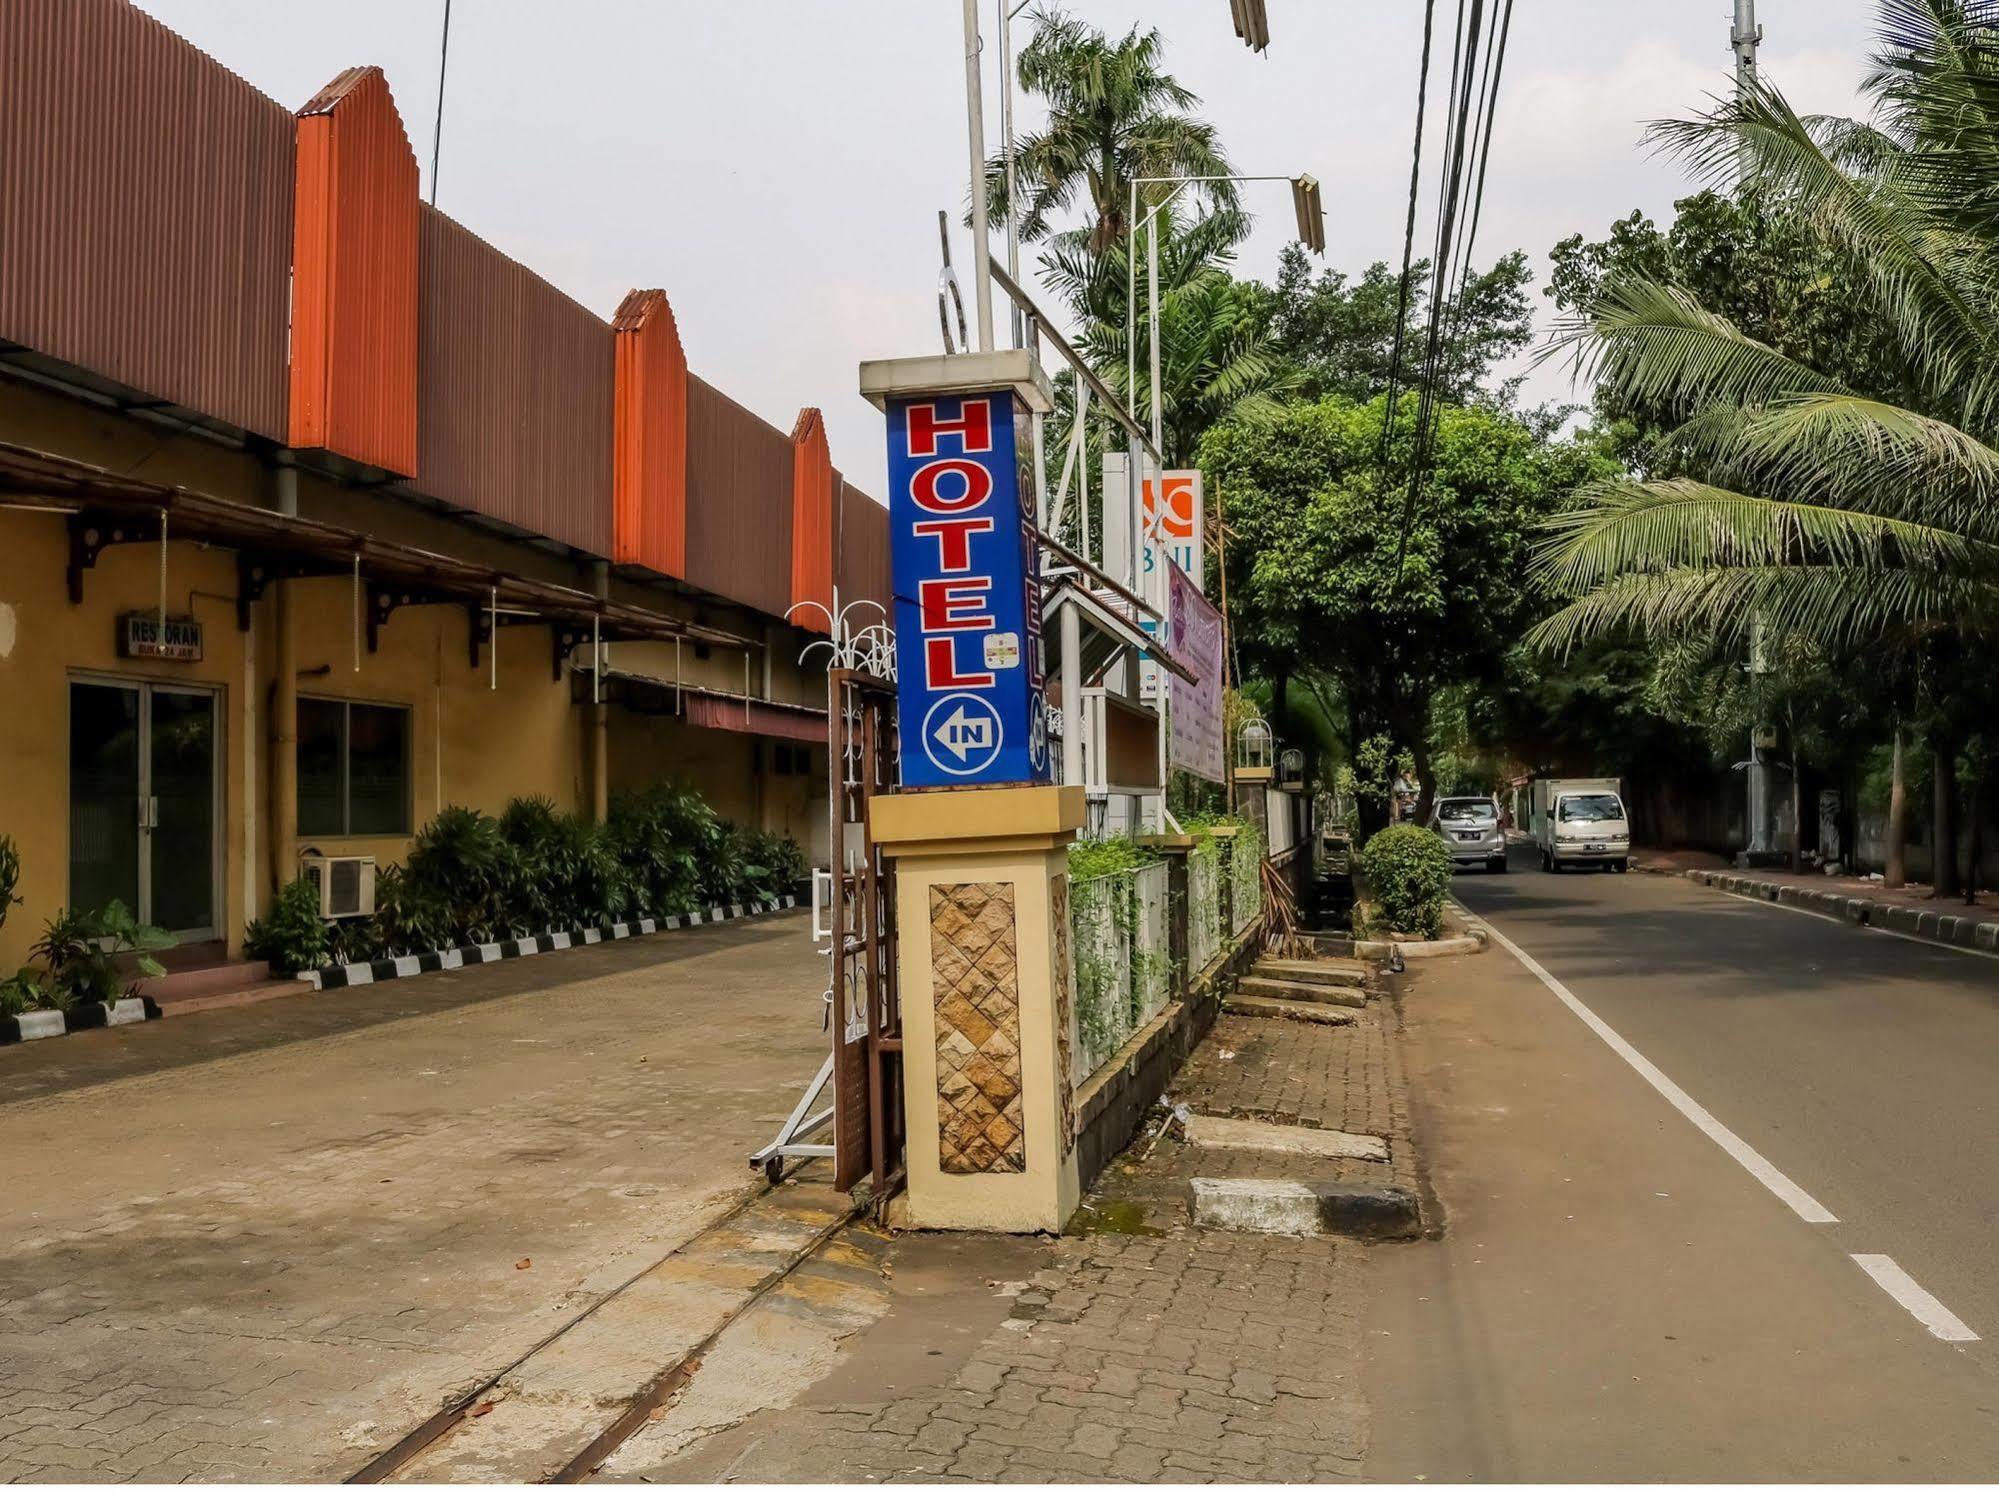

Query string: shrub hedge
265 781 807 970
1359 823 1452 938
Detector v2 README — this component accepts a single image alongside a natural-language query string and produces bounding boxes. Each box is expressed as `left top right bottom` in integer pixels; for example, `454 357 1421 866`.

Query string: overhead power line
1380 0 1441 452
1445 0 1517 351
429 0 453 206
1391 0 1515 572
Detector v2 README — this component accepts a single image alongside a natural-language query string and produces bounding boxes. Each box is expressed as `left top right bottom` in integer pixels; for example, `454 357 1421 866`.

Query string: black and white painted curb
1678 867 1999 956
0 996 162 1046
304 895 800 991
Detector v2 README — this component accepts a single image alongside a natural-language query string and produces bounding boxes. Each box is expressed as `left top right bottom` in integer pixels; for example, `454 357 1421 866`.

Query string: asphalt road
1364 844 1999 1480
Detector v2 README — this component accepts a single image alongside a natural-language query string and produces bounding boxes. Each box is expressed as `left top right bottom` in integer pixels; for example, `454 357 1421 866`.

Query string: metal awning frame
1041 579 1196 687
0 441 758 672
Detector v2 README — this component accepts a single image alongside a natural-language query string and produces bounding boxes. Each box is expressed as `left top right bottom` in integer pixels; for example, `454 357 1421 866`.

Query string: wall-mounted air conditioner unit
300 855 377 919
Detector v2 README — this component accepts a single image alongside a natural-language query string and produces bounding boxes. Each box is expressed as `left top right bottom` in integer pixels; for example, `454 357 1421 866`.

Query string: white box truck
1531 777 1631 873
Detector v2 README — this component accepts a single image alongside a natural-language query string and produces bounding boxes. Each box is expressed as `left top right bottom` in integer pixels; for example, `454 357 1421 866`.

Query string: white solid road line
1464 904 1840 1225
1851 1254 1981 1342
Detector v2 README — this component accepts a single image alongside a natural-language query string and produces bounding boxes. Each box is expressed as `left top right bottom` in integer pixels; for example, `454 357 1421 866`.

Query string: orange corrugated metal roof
612 288 688 578
789 407 835 630
288 65 418 474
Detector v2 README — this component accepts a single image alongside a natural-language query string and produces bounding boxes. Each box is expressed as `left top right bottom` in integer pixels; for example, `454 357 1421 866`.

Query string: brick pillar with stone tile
871 784 1086 1232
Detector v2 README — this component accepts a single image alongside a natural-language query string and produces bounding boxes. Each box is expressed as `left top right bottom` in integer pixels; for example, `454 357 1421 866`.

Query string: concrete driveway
0 913 828 1482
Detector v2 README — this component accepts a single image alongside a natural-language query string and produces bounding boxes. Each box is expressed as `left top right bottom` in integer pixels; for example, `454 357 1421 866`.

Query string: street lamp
1230 0 1270 52
1291 173 1324 254
1125 172 1325 452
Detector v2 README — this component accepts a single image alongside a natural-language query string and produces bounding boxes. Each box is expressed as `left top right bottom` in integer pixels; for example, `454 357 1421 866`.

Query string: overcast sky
136 0 1880 497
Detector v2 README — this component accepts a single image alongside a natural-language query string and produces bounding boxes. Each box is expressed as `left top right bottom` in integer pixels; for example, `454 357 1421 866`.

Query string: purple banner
1167 561 1225 782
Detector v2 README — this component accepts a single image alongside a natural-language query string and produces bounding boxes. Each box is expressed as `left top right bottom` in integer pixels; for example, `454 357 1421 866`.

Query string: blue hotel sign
886 390 1050 789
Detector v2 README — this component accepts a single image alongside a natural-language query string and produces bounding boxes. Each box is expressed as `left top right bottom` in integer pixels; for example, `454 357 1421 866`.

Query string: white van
1531 778 1631 873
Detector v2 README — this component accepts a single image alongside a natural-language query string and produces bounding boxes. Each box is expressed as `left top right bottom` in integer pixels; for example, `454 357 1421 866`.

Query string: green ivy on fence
1067 835 1173 1075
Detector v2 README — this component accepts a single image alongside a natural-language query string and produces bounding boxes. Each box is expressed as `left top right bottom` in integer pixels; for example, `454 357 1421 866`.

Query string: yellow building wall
0 512 253 973
282 574 589 874
0 382 835 970
0 509 590 972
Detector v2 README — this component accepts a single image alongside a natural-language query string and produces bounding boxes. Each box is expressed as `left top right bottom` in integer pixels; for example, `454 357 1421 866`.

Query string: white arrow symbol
935 705 992 761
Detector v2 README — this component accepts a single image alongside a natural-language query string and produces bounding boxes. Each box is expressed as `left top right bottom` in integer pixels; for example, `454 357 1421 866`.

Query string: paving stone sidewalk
625 962 1415 1483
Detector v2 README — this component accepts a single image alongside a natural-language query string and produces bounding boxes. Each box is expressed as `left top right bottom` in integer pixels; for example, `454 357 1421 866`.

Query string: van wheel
1487 855 1507 874
1541 848 1552 872
1613 858 1629 874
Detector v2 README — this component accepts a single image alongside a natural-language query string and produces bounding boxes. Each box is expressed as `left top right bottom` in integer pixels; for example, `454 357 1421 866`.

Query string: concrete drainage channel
345 1174 862 1484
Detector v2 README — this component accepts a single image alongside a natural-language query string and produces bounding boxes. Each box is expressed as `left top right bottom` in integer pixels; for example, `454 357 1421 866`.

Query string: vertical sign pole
961 0 996 353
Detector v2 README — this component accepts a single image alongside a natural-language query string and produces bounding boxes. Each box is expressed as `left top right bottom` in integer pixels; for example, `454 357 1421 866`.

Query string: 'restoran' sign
887 391 1050 789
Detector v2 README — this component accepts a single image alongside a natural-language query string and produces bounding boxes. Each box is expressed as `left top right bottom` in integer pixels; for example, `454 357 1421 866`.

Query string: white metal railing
1230 826 1263 933
1188 842 1222 976
1132 860 1172 1029
1068 860 1172 1080
1265 788 1298 857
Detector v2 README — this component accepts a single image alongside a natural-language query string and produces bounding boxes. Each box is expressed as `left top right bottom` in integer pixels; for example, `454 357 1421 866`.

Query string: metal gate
826 667 904 1194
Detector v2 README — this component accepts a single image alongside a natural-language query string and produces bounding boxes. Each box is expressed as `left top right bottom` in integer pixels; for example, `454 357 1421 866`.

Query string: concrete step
1254 956 1370 985
1183 1113 1387 1162
139 957 272 1004
1237 975 1368 1007
1191 1178 1418 1238
1224 994 1358 1026
153 978 313 1017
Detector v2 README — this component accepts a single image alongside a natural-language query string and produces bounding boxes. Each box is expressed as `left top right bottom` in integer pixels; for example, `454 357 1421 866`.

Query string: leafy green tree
1201 392 1613 827
985 6 1235 253
1258 245 1536 407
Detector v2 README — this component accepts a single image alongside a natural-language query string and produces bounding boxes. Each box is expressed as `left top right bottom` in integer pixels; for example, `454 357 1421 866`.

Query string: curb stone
1675 868 1998 960
305 895 799 991
1190 1177 1420 1239
0 898 803 1048
0 995 162 1047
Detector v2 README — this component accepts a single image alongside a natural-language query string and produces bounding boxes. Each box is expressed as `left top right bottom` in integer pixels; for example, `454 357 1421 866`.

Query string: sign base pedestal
871 785 1085 1232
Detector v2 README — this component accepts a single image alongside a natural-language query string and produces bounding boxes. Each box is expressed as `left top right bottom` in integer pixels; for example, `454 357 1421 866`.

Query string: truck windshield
1558 794 1623 822
1439 799 1495 821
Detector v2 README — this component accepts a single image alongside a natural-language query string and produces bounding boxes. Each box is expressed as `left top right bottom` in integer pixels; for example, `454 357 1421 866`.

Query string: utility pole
1732 0 1761 99
1735 0 1774 860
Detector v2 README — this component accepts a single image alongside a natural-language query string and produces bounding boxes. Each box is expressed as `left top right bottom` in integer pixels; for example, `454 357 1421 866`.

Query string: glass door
147 687 217 938
69 682 142 918
68 680 219 942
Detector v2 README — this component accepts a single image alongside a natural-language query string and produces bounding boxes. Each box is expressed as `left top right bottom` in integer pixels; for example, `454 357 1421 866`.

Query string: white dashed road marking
1851 1255 1980 1341
1469 899 1990 1344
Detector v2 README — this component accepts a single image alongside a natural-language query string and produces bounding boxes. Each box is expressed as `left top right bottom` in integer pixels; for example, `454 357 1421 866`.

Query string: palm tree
1531 0 1999 893
1531 1 1999 659
987 7 1237 254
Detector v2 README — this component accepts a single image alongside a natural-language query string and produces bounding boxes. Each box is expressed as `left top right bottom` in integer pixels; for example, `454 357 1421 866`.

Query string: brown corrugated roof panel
289 65 419 475
415 205 614 558
836 481 891 615
789 407 835 631
683 375 794 620
0 0 294 437
612 289 688 579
